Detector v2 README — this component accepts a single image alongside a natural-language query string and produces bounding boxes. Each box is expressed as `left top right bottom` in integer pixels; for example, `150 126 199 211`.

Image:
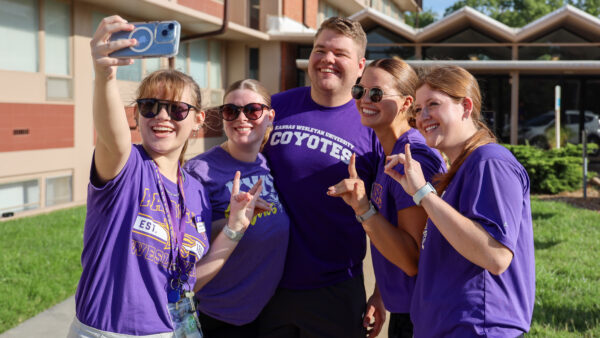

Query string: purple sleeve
459 158 527 253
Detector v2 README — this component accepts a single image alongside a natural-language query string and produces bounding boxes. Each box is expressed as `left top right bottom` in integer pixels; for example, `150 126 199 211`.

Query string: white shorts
67 317 174 338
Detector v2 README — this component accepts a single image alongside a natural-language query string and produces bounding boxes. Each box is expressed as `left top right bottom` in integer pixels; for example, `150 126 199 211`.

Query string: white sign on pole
555 85 561 149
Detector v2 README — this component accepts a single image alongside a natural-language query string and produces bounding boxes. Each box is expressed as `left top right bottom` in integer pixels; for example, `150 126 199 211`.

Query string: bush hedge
502 143 597 194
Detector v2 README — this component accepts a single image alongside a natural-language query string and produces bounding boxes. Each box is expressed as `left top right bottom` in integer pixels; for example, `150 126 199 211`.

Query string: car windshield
524 113 555 127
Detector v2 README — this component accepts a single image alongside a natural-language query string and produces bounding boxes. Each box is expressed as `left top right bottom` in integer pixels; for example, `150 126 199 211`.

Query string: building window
318 2 341 26
178 39 222 91
249 0 260 30
0 179 40 214
190 39 208 88
249 48 259 80
209 40 222 89
0 0 39 72
366 27 414 60
423 28 511 61
44 0 71 76
46 175 72 207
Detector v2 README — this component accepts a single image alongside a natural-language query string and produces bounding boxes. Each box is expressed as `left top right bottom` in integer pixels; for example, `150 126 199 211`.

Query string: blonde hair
315 17 367 58
223 79 273 150
136 69 201 166
416 65 496 193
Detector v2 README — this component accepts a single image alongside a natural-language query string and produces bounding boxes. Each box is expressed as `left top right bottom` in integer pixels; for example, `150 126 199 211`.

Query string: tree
443 0 598 27
405 9 438 28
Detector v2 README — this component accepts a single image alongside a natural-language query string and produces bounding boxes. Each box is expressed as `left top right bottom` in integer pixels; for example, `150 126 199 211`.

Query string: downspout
168 0 229 69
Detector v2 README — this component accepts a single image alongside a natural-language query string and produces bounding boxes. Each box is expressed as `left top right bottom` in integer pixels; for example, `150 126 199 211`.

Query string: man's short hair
314 17 367 59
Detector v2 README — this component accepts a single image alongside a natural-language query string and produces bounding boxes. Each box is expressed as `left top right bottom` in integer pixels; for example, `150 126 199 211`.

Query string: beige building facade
3 0 598 219
0 0 419 218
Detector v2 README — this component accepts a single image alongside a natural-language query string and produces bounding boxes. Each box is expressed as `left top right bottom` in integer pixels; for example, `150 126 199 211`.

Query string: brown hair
223 79 273 150
136 69 202 166
315 17 367 58
416 65 496 193
366 57 418 118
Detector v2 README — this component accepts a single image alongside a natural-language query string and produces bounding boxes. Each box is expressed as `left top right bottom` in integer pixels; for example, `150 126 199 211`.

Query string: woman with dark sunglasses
69 16 266 337
184 79 290 338
328 58 446 338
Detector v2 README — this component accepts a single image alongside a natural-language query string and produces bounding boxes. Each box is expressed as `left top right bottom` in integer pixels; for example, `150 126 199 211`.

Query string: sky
422 0 461 18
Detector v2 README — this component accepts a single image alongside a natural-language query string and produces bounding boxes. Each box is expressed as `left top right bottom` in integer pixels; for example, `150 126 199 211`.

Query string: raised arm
384 144 513 275
90 16 137 184
193 171 264 291
327 154 422 276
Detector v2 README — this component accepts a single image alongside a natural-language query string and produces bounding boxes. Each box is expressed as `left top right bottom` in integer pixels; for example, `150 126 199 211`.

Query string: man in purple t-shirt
260 17 380 338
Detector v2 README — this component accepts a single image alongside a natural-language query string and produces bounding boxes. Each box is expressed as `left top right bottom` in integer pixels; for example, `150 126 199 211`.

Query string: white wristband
223 224 244 242
412 182 437 206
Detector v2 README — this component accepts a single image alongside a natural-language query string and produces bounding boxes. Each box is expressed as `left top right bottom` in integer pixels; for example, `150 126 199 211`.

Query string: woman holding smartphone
185 79 290 337
384 65 535 337
69 16 265 337
328 58 445 338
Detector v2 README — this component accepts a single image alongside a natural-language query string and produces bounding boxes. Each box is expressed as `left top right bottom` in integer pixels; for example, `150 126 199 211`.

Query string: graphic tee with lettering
185 147 290 325
410 143 535 337
75 144 211 335
263 86 381 289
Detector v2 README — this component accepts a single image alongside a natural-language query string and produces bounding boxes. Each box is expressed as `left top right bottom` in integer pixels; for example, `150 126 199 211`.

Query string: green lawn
528 197 600 337
0 206 85 333
0 200 599 335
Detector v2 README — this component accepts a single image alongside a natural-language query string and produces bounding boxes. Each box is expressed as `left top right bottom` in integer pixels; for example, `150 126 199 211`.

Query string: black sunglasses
136 98 197 122
219 103 269 121
351 84 401 103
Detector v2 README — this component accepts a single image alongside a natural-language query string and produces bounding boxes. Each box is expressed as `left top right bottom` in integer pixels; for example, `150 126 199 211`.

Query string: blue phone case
109 21 181 58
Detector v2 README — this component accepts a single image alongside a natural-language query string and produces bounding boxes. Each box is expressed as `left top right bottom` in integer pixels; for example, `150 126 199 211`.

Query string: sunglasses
351 84 401 103
136 98 197 122
219 103 269 121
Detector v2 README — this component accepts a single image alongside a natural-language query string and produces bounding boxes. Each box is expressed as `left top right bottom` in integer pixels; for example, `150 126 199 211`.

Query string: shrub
502 143 596 194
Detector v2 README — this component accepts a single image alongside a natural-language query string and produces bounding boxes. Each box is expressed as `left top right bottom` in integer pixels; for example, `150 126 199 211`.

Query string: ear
401 96 413 113
461 97 473 120
267 108 275 123
357 57 366 78
195 110 206 129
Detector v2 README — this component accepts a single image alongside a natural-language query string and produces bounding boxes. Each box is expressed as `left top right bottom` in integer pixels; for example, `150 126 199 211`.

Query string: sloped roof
350 7 416 41
517 4 600 41
347 5 600 43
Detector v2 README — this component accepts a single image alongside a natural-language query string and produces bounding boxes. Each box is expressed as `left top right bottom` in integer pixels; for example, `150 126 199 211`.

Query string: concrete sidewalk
1 244 389 338
0 296 74 338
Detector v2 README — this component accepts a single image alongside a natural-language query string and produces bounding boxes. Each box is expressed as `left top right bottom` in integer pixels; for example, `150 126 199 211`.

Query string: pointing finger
348 153 358 179
231 171 241 195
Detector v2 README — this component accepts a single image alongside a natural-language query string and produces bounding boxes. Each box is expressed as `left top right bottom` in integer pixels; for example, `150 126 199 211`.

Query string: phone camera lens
162 29 168 36
168 23 174 30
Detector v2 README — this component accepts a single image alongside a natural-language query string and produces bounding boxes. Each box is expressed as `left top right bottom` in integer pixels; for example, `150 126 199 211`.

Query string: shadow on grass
531 211 556 220
533 303 600 333
534 239 560 250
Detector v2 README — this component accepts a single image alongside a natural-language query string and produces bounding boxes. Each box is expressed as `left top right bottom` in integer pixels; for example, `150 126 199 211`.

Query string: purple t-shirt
262 86 381 289
410 143 535 337
370 128 445 313
75 144 211 335
184 146 290 325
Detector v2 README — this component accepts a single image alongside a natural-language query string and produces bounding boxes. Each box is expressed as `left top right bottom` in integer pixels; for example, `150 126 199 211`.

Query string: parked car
513 110 600 154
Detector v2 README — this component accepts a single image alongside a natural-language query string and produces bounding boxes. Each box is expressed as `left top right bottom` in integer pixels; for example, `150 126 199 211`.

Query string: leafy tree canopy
405 9 438 28
443 0 600 27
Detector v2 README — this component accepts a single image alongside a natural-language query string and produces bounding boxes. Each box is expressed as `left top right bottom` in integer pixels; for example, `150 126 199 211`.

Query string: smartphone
109 21 181 58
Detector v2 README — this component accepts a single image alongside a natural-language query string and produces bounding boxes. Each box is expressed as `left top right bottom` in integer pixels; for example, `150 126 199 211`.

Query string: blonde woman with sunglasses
69 16 266 337
185 79 290 337
328 58 445 338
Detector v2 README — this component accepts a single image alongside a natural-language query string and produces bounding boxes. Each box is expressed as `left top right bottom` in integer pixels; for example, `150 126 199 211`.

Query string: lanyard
150 160 192 302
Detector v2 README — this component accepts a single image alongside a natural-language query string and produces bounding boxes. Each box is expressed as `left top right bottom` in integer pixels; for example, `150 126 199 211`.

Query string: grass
528 197 600 337
0 200 598 335
0 206 85 333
